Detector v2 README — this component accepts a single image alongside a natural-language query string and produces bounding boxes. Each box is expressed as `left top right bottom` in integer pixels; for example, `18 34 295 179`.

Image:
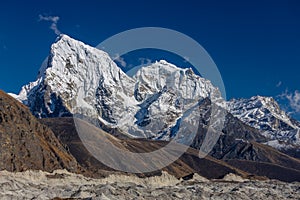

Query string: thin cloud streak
113 54 126 67
139 58 152 65
276 81 282 88
280 90 300 114
286 90 300 113
38 15 61 35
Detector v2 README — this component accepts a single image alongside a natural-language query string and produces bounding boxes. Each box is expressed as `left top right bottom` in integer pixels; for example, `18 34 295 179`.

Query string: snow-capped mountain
14 34 222 140
18 34 136 120
12 34 300 154
228 96 300 149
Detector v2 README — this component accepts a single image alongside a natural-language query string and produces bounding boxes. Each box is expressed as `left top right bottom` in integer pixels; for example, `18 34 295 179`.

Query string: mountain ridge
12 34 223 141
10 34 300 158
228 95 300 151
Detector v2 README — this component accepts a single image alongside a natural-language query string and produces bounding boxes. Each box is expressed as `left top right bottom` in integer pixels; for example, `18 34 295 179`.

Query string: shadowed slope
40 117 250 179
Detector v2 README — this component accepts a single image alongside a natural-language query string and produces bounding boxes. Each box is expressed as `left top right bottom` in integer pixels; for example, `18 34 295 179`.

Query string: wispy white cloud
276 81 282 88
286 90 300 113
113 54 126 67
280 90 300 113
38 15 61 35
139 58 152 65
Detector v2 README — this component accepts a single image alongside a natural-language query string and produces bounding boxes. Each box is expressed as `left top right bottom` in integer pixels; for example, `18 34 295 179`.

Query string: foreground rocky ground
0 170 299 200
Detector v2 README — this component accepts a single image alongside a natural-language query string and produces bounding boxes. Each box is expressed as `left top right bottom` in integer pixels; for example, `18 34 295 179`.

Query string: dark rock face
0 90 78 172
95 79 117 125
192 98 266 159
205 113 269 161
26 84 72 118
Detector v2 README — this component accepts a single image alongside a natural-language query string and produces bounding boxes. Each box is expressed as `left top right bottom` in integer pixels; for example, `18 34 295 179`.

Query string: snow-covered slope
228 96 300 148
15 34 222 140
19 34 136 120
13 34 300 152
131 60 223 139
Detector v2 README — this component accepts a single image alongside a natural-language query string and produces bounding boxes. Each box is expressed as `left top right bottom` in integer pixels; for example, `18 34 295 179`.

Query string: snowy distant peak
134 59 221 102
249 96 280 111
144 60 196 77
229 96 277 113
228 95 292 127
253 96 288 119
228 95 300 147
151 60 191 71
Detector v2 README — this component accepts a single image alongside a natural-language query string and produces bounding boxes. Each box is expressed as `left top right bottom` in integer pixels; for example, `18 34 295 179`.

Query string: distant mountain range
0 90 257 180
2 90 300 182
2 34 300 182
228 96 300 153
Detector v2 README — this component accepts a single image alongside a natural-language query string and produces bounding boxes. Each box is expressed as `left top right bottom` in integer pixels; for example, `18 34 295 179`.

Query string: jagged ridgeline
11 34 300 156
6 34 300 182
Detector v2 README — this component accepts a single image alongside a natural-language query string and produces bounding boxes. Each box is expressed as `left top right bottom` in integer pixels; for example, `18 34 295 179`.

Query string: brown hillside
0 90 79 173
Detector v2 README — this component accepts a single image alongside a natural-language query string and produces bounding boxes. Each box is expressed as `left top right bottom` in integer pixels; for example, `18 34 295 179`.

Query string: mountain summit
228 96 300 150
11 35 300 156
14 34 222 140
7 34 300 181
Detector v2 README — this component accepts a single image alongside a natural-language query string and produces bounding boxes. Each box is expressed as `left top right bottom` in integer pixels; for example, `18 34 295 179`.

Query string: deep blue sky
0 0 299 117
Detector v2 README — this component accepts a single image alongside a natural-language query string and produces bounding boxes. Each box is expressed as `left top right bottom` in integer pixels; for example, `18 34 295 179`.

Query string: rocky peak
228 95 300 148
12 35 222 140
